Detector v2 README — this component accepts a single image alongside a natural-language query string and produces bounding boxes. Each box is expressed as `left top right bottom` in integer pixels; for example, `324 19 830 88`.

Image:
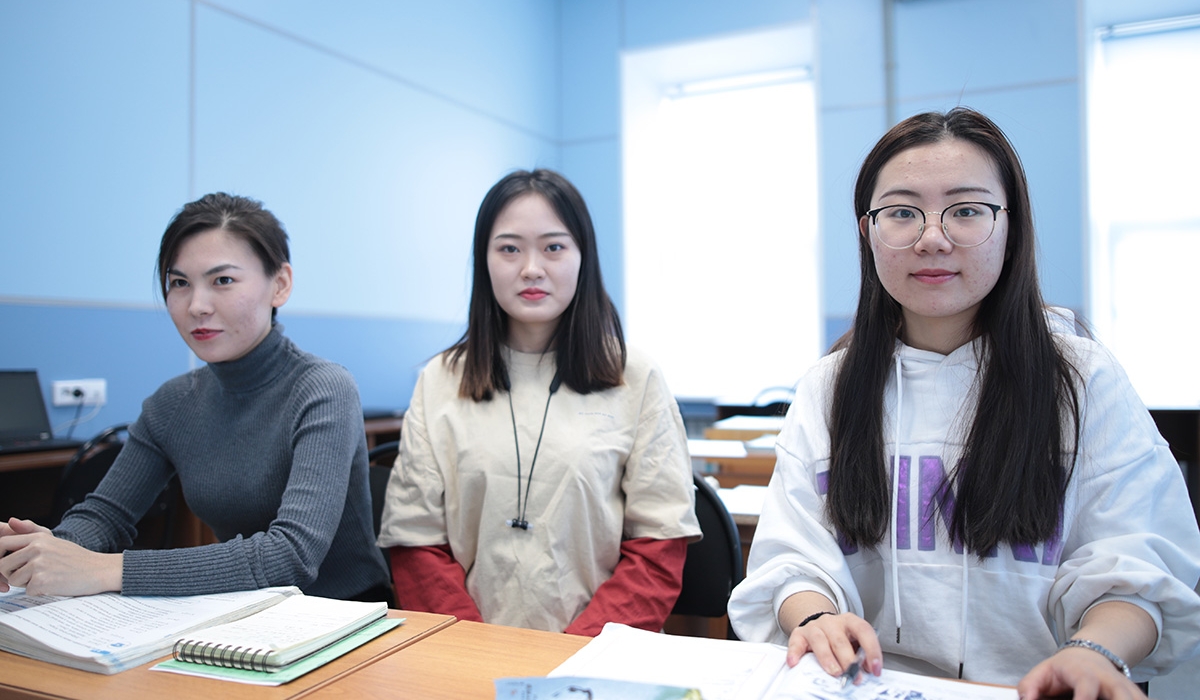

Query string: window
621 26 819 403
1088 16 1200 408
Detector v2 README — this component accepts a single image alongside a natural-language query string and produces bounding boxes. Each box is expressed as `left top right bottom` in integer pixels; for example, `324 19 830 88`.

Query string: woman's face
486 193 582 353
165 228 292 363
861 137 1009 354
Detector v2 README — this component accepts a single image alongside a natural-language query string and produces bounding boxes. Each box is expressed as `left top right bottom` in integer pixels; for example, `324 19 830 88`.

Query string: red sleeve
563 536 688 636
389 544 484 622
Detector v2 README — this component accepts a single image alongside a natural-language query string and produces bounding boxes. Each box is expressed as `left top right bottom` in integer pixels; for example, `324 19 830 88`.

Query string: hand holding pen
781 597 883 682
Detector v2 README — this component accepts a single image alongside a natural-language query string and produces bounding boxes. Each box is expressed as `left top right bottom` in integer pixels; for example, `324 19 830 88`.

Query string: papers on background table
550 623 1017 700
688 439 748 460
744 433 778 455
712 415 786 432
717 484 768 519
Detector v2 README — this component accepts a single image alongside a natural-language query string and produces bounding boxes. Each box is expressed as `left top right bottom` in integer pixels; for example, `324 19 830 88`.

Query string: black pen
839 647 867 688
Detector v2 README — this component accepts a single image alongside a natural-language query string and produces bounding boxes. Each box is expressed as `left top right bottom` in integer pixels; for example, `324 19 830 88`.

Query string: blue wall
3 0 1196 434
1 0 558 429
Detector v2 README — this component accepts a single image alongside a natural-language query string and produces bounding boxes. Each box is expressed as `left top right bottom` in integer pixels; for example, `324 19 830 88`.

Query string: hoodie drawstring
891 354 903 644
890 346 972 678
959 546 968 678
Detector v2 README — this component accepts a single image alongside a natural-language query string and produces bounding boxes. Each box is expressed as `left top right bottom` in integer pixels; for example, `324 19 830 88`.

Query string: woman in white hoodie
727 108 1200 700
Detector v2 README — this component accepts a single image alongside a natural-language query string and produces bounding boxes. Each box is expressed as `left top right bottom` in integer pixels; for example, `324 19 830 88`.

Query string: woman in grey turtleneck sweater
0 193 390 602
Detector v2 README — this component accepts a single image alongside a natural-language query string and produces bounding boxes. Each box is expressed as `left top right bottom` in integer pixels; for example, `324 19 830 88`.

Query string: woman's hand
0 517 122 596
786 611 883 681
1017 646 1147 700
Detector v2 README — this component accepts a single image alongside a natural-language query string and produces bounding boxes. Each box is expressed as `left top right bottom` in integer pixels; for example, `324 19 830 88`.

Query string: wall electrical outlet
51 379 107 407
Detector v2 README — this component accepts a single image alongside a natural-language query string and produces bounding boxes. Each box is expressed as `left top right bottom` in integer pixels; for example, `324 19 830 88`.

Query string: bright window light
622 26 819 404
1089 19 1200 408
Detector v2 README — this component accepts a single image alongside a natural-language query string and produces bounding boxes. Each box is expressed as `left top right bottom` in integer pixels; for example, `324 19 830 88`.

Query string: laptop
0 370 85 454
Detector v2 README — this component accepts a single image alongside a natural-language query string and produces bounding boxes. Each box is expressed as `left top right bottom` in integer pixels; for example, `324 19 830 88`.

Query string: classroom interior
2 0 1199 696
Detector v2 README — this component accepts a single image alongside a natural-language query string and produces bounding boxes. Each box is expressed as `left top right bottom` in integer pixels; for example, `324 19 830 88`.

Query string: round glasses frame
866 202 1008 250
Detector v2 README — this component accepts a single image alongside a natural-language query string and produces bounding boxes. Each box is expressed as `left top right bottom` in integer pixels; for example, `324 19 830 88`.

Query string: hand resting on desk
780 591 883 681
1019 646 1146 700
0 516 123 596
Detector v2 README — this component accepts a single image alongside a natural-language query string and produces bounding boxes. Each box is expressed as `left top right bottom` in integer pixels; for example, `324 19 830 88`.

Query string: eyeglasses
866 202 1008 249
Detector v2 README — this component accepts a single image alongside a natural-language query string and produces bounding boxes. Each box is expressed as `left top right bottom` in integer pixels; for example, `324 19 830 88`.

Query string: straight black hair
827 108 1081 554
448 169 625 401
157 192 291 320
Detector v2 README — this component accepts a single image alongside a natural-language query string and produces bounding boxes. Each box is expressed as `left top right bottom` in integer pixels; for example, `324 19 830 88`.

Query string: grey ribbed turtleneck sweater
54 325 390 599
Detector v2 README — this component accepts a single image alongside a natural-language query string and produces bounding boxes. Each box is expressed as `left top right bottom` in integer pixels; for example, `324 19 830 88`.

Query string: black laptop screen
0 370 54 441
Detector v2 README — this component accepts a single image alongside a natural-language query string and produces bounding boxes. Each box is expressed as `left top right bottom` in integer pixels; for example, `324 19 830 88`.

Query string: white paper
712 415 786 432
551 624 1017 700
688 439 748 459
718 484 768 518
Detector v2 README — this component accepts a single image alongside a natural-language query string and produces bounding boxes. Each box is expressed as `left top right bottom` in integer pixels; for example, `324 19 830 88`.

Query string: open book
551 624 1017 700
0 586 298 674
169 595 386 671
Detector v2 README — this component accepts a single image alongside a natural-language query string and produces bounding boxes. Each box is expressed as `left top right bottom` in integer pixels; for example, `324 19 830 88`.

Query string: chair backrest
672 472 745 620
367 441 400 539
49 424 131 526
50 423 178 549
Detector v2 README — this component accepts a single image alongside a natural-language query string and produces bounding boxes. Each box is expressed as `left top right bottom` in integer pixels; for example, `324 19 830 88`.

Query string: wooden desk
0 450 77 525
701 426 777 488
0 448 78 474
306 620 590 700
0 610 454 700
363 414 403 451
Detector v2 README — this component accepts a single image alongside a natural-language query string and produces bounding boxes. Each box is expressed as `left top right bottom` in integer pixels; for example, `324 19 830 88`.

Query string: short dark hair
449 169 625 400
828 108 1081 554
157 193 291 319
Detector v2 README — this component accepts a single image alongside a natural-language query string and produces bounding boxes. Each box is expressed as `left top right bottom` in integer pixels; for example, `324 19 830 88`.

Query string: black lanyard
504 372 561 531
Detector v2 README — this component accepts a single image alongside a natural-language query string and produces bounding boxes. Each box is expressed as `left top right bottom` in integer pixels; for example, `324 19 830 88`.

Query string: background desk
0 448 79 474
0 450 78 541
307 619 590 700
0 610 453 700
700 420 779 488
0 412 409 550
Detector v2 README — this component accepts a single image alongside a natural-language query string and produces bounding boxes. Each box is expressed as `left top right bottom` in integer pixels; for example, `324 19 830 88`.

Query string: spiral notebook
170 595 387 672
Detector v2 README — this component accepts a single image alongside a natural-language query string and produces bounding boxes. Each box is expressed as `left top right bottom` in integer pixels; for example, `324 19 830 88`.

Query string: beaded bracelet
1061 639 1132 679
797 611 835 628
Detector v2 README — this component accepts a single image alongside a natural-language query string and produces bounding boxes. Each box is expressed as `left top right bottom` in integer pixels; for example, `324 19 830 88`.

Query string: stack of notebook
155 596 398 685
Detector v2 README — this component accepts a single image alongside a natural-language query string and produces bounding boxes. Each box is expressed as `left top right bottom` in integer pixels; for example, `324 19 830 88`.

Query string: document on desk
0 586 299 674
550 623 1016 700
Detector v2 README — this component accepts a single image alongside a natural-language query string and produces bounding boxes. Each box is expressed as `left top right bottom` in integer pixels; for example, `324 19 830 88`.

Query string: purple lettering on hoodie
918 456 944 551
921 456 965 555
1042 516 1064 566
815 470 859 555
1012 542 1039 562
894 455 911 549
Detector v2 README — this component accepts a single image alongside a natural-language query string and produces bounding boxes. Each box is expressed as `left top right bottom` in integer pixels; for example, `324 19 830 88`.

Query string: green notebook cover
150 618 403 686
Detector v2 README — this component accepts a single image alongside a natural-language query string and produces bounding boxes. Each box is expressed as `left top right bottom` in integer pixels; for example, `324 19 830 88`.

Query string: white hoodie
727 332 1200 685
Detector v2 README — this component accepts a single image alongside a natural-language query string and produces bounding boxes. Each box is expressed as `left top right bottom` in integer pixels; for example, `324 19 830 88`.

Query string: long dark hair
448 169 625 401
157 192 291 320
827 108 1081 554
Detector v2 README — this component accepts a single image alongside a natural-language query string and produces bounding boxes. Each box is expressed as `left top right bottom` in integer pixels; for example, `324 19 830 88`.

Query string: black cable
63 391 84 439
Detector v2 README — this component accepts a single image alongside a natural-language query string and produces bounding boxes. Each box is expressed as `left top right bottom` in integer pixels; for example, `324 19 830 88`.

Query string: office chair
671 472 745 639
367 440 400 539
363 440 401 607
49 423 178 549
